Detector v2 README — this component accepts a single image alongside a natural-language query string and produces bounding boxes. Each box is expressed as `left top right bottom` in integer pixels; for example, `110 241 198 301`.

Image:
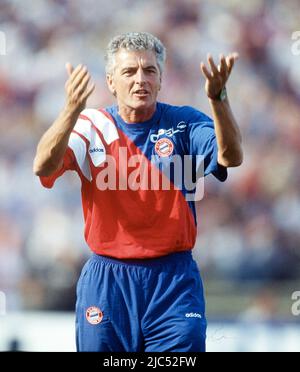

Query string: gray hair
105 32 166 75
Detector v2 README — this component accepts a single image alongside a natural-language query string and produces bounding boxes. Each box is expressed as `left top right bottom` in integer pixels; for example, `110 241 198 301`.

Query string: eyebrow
120 65 158 72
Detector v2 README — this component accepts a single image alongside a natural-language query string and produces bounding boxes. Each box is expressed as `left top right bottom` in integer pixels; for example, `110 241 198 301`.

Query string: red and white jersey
40 103 226 259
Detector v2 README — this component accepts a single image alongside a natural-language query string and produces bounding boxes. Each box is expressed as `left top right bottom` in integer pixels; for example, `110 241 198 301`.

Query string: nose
135 68 146 85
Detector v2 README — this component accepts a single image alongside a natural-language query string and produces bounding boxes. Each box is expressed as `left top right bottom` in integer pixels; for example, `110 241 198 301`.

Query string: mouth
133 89 149 97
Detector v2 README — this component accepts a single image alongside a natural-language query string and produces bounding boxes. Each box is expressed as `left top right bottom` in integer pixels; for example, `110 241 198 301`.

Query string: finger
200 62 212 80
65 62 74 77
82 83 96 101
219 54 227 77
207 54 219 76
65 65 86 93
226 56 233 75
74 73 91 97
65 64 84 90
68 64 85 85
226 54 238 75
71 66 89 91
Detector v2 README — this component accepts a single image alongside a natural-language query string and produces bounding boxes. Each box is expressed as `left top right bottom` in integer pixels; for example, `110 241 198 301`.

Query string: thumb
65 62 74 77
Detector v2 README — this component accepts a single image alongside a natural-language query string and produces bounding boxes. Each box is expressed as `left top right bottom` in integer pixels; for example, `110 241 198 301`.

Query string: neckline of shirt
114 103 162 131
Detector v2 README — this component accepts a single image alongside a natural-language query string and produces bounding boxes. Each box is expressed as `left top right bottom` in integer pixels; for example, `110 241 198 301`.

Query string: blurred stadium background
0 0 300 352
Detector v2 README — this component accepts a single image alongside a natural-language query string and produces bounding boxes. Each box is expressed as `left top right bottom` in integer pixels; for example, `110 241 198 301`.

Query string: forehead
114 49 158 68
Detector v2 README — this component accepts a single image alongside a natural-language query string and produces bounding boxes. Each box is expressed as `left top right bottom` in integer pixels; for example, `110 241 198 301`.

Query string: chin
132 100 155 110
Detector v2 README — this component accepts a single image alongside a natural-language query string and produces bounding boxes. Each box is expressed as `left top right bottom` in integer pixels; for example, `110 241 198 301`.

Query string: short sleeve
187 113 227 182
39 131 89 189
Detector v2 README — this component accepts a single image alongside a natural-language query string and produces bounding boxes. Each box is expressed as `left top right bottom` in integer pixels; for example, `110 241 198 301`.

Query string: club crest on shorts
86 306 103 325
155 138 174 157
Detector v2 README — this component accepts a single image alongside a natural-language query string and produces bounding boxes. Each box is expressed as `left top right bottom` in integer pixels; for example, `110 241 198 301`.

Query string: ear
106 74 116 96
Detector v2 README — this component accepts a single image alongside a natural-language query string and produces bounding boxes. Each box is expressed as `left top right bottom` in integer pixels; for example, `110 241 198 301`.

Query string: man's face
107 49 162 113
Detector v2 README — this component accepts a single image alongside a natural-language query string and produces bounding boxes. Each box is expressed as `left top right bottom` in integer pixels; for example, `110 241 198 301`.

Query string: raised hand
200 53 239 100
64 63 95 114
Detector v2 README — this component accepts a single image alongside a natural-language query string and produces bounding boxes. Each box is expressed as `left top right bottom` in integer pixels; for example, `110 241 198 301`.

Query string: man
33 32 242 352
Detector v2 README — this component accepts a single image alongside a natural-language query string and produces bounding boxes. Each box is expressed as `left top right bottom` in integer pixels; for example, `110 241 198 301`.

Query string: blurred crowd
0 0 300 313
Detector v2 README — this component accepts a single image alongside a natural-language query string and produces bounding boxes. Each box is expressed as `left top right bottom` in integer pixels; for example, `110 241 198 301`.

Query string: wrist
59 106 81 130
208 86 227 102
62 104 82 120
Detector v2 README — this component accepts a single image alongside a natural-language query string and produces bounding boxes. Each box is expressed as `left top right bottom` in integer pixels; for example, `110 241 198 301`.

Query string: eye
123 69 134 76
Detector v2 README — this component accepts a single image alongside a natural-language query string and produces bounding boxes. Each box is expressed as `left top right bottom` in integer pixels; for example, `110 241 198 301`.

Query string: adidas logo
89 148 104 154
185 312 202 319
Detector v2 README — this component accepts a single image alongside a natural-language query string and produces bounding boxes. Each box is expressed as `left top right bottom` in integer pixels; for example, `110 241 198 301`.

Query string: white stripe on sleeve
68 132 92 181
82 109 119 145
73 119 106 167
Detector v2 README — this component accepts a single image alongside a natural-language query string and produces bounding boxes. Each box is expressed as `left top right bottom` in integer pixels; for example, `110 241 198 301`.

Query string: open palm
200 53 239 100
